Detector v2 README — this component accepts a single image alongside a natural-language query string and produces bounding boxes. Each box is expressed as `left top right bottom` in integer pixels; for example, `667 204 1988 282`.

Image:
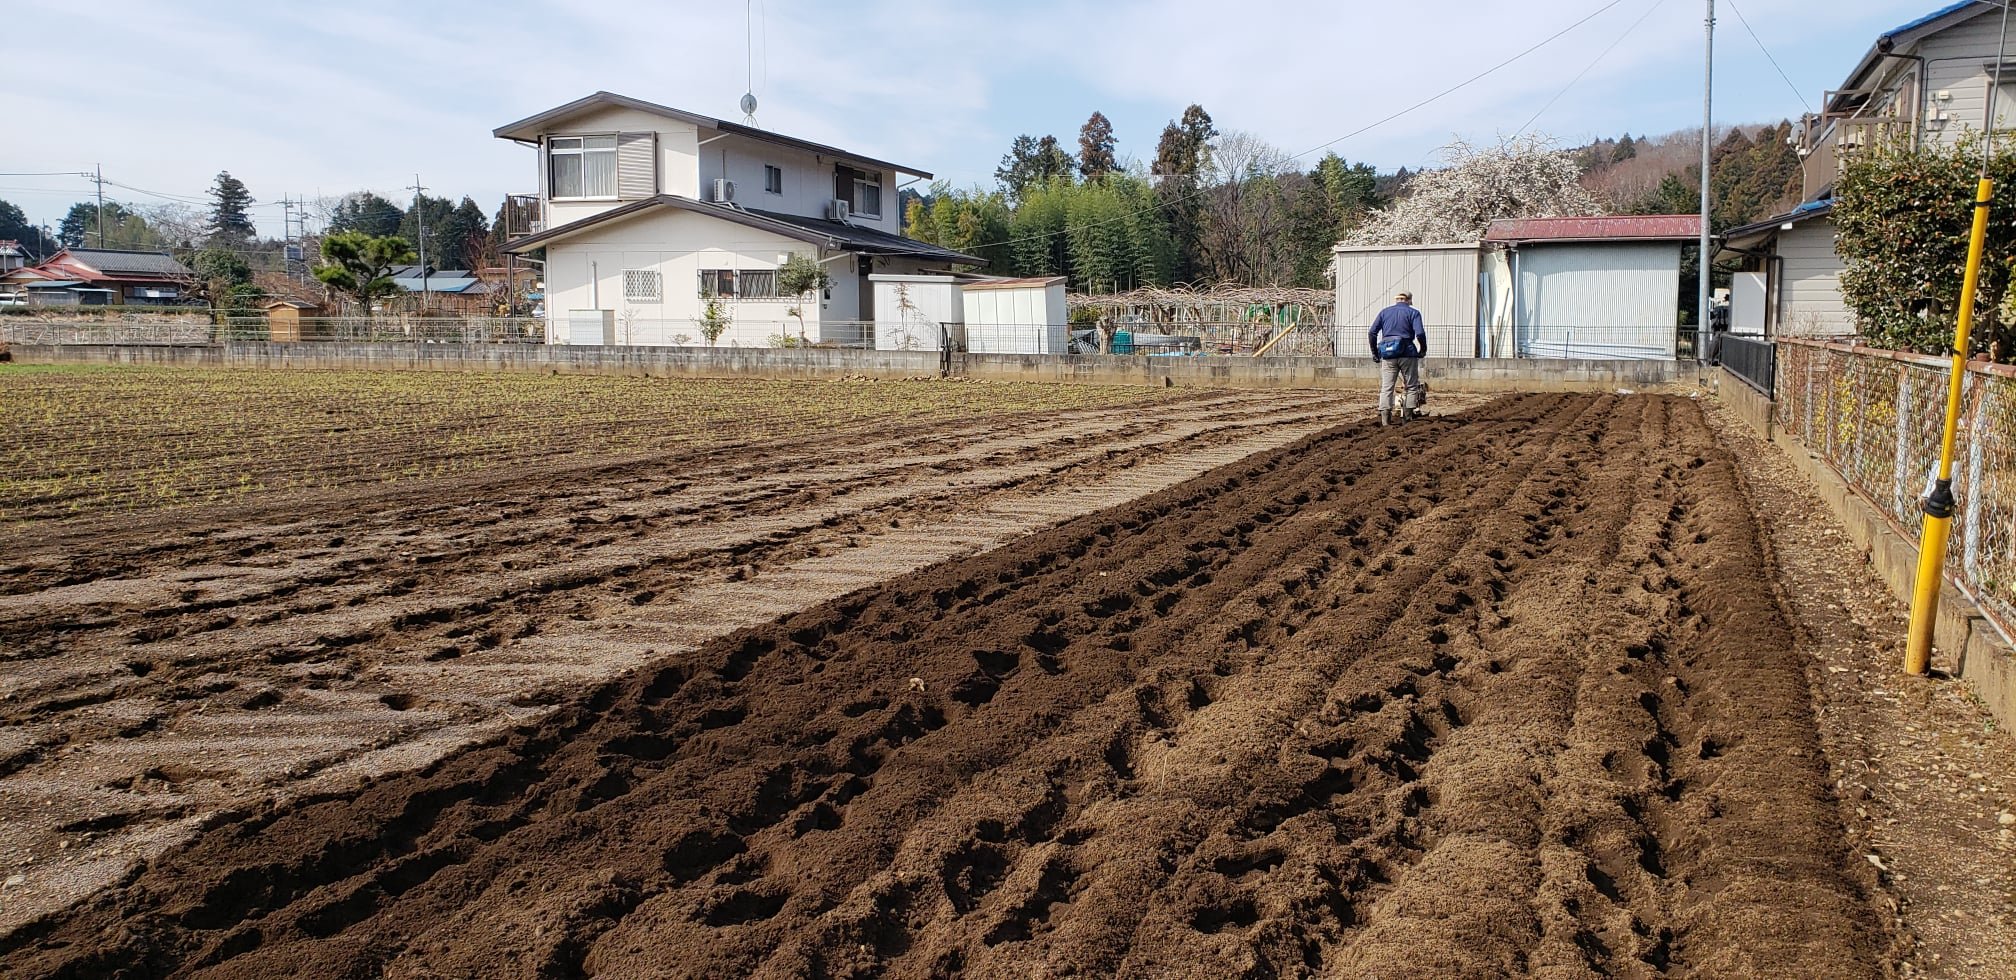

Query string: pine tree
1612 133 1638 163
1078 112 1117 181
207 171 257 244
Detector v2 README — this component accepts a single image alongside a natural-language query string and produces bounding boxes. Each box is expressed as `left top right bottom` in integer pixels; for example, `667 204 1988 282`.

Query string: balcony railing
503 194 545 241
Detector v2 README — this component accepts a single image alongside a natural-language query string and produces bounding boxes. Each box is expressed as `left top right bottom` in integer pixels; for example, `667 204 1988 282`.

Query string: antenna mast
740 0 759 126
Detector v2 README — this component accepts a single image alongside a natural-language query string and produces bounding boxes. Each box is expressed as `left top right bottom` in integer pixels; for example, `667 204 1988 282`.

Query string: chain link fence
1775 337 2016 640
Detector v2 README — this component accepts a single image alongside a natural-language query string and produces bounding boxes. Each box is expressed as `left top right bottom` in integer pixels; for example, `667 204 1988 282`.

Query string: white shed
1332 244 1480 358
870 274 964 350
962 276 1068 354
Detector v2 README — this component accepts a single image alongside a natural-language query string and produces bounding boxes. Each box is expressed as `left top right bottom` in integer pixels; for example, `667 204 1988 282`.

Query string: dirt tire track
0 393 1891 979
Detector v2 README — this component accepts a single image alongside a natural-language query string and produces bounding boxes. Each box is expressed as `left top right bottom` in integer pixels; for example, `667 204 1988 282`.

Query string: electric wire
1723 0 1813 114
957 0 1632 254
1517 0 1668 137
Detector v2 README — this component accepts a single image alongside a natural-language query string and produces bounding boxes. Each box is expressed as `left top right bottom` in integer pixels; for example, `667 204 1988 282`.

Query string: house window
699 269 738 298
765 165 783 195
623 269 661 303
550 135 618 198
854 171 882 217
698 269 780 299
835 165 882 217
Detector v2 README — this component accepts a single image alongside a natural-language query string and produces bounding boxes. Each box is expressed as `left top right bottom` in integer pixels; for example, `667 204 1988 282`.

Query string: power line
1723 0 1812 114
1518 0 1668 137
958 0 1631 254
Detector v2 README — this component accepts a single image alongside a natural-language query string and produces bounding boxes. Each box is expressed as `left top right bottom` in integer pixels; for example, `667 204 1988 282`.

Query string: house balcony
502 194 545 241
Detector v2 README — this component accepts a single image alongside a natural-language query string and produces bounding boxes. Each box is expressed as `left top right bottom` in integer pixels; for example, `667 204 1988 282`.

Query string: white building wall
1776 219 1852 337
964 281 1067 354
540 207 828 347
1513 242 1679 359
871 275 962 350
539 105 700 228
701 138 899 234
1333 245 1479 358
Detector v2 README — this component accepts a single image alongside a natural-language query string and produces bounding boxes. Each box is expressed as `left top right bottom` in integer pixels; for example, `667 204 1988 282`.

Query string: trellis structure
1066 283 1336 356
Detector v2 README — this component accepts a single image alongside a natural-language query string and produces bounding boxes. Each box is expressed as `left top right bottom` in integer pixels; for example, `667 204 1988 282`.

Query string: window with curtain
550 135 618 198
853 170 882 217
698 269 738 298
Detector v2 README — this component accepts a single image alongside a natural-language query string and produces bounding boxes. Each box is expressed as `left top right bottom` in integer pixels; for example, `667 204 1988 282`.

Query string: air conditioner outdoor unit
711 179 736 203
827 199 850 222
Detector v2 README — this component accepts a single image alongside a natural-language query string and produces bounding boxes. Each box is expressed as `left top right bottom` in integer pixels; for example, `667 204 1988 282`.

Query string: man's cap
1394 291 1411 302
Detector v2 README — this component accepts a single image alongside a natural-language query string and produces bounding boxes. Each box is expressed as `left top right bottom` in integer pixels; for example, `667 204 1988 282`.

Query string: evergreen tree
433 196 491 270
329 192 405 237
996 135 1077 202
55 201 156 249
396 194 457 270
1612 133 1638 163
1078 112 1117 181
1152 104 1217 282
0 199 36 253
315 232 417 318
206 171 257 244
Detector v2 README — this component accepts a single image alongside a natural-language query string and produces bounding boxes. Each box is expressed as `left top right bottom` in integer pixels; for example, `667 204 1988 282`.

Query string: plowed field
0 393 1889 978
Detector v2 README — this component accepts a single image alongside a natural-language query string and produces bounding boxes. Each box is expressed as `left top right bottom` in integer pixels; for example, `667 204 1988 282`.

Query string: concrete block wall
12 343 1685 392
1714 364 2016 733
954 353 1679 391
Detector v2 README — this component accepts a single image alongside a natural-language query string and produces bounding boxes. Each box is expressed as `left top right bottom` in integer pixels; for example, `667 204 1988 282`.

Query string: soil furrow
0 393 1890 979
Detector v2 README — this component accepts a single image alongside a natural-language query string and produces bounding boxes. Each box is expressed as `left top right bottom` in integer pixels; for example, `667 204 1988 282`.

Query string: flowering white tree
1347 134 1603 245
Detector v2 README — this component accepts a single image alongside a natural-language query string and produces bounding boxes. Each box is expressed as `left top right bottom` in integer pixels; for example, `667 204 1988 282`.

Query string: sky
0 0 1966 240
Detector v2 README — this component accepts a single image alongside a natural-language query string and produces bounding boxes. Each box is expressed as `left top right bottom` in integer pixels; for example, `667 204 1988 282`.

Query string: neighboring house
1330 215 1699 359
1726 2 2016 338
0 247 195 307
385 266 494 314
1797 0 2015 198
495 91 982 347
1719 200 1851 337
0 241 24 275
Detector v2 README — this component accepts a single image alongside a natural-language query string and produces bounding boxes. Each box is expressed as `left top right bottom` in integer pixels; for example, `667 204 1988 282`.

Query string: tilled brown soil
0 393 1891 978
0 389 1363 930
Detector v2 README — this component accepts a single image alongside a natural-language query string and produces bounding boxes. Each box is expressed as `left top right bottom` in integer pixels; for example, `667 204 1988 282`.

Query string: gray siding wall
1918 10 2016 149
1776 220 1852 337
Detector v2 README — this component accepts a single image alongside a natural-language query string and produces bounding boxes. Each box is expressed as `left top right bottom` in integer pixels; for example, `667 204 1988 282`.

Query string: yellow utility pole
1905 0 2009 675
1904 176 1993 674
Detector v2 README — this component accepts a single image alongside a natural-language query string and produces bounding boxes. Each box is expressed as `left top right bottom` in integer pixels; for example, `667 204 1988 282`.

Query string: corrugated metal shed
1332 244 1480 358
1485 215 1701 244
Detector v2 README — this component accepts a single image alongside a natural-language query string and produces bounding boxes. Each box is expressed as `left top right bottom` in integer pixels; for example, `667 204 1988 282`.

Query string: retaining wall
11 343 1680 392
1713 364 2016 733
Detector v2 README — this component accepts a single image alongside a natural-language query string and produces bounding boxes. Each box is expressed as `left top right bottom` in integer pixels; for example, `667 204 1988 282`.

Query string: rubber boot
1379 408 1390 427
1401 403 1415 424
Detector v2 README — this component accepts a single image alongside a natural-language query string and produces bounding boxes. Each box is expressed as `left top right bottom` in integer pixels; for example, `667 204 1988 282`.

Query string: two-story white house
497 91 982 347
1721 1 2016 337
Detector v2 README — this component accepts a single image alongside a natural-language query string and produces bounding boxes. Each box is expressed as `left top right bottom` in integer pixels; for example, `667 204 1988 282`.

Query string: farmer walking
1369 291 1428 426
